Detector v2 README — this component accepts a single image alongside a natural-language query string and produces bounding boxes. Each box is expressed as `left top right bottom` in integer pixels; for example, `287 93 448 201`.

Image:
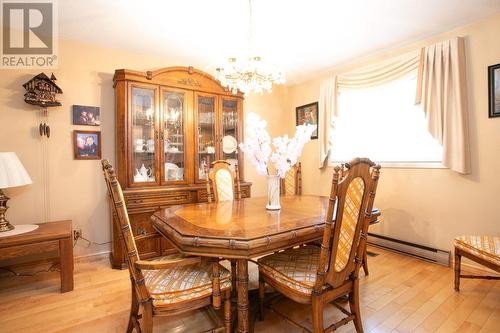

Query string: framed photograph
296 102 318 139
72 105 101 126
489 63 500 118
73 130 101 160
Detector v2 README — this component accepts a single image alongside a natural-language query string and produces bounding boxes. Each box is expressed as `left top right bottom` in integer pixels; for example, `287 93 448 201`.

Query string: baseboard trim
75 250 111 263
368 233 451 267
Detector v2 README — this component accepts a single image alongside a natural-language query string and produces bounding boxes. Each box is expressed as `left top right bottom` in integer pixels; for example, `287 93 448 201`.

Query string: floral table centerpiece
239 113 316 210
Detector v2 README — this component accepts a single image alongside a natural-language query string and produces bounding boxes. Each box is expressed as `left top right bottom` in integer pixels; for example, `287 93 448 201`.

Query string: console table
0 220 74 293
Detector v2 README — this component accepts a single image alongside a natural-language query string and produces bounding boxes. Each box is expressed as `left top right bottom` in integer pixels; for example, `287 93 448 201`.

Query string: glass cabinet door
221 98 241 172
161 89 188 183
195 93 217 182
130 86 158 185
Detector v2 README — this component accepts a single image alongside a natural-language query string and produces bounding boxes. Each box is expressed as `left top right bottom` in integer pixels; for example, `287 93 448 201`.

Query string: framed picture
72 105 101 126
73 130 101 160
489 63 500 118
296 102 318 139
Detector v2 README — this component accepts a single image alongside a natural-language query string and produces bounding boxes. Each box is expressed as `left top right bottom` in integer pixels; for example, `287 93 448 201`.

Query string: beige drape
318 51 420 168
416 37 470 174
318 77 336 168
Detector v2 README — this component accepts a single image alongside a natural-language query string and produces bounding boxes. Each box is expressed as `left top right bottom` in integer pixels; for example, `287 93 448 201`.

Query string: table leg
237 259 249 333
59 238 74 292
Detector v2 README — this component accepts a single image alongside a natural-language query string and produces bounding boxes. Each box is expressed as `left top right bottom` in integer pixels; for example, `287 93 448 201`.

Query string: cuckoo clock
22 73 63 138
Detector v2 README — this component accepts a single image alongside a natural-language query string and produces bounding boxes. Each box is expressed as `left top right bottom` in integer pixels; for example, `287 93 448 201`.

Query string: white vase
266 175 281 210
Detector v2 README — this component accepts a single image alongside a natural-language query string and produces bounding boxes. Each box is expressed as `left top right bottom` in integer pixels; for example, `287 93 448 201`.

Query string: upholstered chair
258 158 381 333
205 159 241 203
280 162 302 196
454 236 499 291
101 160 232 333
205 158 242 297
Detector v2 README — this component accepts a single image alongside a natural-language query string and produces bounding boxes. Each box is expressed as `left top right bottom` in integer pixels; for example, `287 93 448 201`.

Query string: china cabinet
112 66 251 269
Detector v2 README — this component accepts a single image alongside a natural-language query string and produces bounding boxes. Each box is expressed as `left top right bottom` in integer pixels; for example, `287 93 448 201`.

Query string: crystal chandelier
215 0 286 95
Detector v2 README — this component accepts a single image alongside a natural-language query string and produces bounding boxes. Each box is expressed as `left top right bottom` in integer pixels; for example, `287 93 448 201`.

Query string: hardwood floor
0 246 498 333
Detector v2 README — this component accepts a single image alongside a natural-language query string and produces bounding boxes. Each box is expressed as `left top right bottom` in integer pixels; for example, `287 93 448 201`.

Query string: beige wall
2 13 499 259
0 39 286 256
286 13 500 252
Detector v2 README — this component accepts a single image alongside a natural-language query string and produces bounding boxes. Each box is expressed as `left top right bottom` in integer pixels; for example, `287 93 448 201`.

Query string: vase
266 175 281 210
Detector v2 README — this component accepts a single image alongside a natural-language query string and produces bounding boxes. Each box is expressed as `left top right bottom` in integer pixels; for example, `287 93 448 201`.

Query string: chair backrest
101 159 150 302
314 158 381 290
206 159 241 202
280 162 302 196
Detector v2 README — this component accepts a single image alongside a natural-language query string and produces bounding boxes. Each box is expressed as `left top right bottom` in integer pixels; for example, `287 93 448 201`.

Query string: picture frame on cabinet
73 130 101 160
488 63 500 118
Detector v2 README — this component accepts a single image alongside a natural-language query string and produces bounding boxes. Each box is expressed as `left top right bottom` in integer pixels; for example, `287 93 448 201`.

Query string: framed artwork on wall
296 102 318 139
73 130 101 160
488 63 500 118
72 105 101 125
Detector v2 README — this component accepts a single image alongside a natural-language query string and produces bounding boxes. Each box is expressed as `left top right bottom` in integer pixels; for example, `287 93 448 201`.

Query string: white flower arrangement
239 113 316 178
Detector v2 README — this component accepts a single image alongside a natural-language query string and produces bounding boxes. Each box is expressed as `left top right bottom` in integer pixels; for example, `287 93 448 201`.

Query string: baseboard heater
367 233 451 267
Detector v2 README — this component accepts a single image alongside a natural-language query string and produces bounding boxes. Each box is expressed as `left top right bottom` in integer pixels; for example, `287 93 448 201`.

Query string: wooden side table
0 220 74 293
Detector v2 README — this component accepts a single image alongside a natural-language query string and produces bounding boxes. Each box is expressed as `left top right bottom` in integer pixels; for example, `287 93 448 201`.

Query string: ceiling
59 0 500 85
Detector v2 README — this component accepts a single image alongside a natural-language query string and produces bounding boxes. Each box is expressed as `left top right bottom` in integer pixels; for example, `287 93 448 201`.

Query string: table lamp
0 152 32 232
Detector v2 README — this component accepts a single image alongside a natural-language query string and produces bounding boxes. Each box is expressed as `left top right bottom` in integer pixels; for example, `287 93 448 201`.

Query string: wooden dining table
152 195 380 333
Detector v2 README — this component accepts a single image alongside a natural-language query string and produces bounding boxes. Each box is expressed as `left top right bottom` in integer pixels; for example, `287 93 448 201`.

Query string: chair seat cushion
143 256 231 308
454 236 500 266
258 245 320 295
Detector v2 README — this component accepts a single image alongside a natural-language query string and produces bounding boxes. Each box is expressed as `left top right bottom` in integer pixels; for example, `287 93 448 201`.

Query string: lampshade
0 152 32 189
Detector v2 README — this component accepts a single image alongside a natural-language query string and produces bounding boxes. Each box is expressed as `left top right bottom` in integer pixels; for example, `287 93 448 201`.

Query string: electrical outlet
73 228 82 241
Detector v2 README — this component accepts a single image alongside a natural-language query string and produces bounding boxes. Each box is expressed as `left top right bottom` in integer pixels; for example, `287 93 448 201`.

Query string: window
331 74 443 166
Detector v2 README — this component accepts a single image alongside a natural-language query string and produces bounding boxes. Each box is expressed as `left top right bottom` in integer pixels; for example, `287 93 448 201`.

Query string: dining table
151 195 380 333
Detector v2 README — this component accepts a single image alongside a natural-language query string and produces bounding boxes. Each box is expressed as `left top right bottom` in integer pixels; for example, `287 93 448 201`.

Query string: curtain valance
318 37 470 174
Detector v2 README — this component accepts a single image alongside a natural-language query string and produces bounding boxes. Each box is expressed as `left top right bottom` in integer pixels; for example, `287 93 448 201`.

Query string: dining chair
257 158 381 333
454 235 499 291
205 158 242 298
339 162 373 276
280 162 302 196
101 159 232 333
205 158 241 203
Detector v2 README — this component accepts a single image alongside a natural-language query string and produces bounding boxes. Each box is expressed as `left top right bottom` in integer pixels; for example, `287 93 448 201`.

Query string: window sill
330 161 446 169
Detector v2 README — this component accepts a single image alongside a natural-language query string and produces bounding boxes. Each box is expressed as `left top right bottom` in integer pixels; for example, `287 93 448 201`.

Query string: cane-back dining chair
205 158 242 295
101 160 232 333
280 162 302 196
454 236 499 291
338 162 376 276
258 158 381 333
205 159 241 203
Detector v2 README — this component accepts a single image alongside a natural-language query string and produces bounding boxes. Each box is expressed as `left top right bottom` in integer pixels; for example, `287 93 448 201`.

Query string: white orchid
238 113 272 176
239 113 316 178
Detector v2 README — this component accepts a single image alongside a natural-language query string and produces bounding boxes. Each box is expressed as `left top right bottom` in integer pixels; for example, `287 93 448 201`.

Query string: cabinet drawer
197 184 250 202
239 185 251 198
125 190 191 210
197 188 215 202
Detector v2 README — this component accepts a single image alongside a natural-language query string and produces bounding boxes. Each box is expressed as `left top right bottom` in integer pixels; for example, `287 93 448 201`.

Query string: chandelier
215 0 286 95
